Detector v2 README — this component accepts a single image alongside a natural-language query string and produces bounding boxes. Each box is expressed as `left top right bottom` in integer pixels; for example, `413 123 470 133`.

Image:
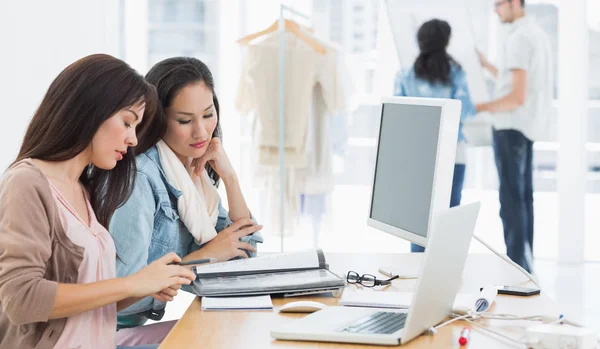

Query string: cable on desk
460 315 535 347
427 312 573 347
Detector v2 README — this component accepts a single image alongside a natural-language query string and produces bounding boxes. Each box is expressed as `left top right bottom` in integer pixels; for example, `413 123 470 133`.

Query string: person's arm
214 200 263 258
184 218 262 262
0 169 61 325
221 174 251 222
476 70 527 113
109 172 161 316
451 68 477 120
476 35 532 114
476 49 498 78
50 277 137 319
117 296 145 312
50 253 194 319
393 70 407 97
0 169 194 325
192 138 250 222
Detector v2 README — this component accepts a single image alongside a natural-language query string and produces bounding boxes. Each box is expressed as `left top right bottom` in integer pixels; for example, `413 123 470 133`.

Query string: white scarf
156 140 220 244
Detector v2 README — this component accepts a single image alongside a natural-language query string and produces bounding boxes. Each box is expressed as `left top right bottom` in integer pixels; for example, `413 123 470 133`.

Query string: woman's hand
192 138 236 181
186 218 262 262
151 284 182 303
128 253 196 298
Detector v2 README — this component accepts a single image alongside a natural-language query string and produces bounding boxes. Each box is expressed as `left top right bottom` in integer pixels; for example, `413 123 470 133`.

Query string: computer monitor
367 96 461 248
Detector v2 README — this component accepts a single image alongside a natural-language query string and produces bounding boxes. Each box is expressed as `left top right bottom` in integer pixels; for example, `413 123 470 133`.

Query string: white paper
339 290 476 311
339 291 413 309
193 249 320 275
201 295 273 311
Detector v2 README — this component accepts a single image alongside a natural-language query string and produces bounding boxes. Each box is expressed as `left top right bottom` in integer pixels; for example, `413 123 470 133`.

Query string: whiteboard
385 0 492 145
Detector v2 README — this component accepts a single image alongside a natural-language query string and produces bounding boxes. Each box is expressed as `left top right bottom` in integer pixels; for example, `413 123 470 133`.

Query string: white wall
0 0 121 170
123 0 148 74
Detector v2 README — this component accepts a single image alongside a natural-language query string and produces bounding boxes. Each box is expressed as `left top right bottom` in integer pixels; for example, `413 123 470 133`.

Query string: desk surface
159 253 558 349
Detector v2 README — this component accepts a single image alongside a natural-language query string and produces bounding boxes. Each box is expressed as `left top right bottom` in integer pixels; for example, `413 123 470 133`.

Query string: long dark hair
414 19 460 85
141 57 222 185
15 54 158 227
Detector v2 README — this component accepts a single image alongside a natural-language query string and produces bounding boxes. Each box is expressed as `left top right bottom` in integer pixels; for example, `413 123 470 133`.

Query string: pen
459 326 471 346
169 258 217 267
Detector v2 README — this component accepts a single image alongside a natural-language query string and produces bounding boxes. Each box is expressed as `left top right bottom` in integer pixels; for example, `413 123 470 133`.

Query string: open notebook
191 249 346 297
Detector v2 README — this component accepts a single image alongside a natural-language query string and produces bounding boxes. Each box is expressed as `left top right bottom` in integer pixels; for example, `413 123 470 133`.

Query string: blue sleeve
451 68 477 122
394 70 407 97
109 172 160 316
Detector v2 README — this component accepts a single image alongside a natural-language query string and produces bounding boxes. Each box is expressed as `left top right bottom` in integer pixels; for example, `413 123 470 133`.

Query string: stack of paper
339 290 476 311
201 295 273 311
339 291 412 309
191 249 345 297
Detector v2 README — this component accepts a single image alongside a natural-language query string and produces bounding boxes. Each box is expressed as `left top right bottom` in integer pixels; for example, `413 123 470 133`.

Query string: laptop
271 202 480 346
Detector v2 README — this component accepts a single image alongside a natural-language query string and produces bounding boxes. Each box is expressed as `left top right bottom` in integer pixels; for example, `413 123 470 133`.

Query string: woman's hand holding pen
127 253 196 301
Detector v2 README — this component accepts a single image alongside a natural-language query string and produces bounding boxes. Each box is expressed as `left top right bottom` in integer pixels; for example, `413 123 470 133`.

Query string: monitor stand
378 261 421 279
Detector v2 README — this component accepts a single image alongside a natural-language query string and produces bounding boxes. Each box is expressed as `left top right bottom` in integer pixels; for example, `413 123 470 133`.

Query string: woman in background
394 19 476 252
0 54 196 349
110 57 263 336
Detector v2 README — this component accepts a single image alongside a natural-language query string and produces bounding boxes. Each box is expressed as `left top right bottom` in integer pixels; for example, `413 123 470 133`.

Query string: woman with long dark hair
109 57 263 334
394 19 476 252
0 54 196 349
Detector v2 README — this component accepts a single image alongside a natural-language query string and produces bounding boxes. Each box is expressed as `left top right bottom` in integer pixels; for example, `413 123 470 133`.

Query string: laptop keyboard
338 312 408 334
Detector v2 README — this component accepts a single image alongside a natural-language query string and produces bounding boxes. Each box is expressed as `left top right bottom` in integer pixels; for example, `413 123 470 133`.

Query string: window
147 0 218 68
589 0 600 100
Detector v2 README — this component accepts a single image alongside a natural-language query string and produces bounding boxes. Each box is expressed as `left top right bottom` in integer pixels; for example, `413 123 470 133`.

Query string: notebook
339 290 476 311
191 249 346 297
201 295 273 311
339 290 413 309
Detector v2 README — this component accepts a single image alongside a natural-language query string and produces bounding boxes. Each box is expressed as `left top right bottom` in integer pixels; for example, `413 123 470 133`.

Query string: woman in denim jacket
109 57 263 336
394 19 476 253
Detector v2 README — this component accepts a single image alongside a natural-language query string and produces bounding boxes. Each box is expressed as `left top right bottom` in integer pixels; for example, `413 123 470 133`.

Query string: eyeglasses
346 271 399 288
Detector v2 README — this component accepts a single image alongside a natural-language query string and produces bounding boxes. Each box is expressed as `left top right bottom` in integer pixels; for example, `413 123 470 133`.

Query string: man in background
476 0 553 273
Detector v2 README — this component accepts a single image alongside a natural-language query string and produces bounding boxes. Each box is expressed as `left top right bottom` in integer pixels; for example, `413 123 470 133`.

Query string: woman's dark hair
141 56 222 185
14 54 158 227
414 19 460 85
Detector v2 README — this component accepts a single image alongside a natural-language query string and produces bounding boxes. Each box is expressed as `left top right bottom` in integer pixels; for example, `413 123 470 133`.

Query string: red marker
459 327 471 345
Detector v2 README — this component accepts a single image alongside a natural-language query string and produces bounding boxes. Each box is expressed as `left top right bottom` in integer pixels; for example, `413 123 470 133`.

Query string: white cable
475 313 547 321
473 236 592 331
473 234 542 290
430 312 571 347
429 313 473 334
461 315 533 347
429 311 584 347
451 313 546 347
450 312 565 323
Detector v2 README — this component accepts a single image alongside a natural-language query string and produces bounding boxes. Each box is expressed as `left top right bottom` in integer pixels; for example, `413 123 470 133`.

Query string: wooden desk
159 253 559 349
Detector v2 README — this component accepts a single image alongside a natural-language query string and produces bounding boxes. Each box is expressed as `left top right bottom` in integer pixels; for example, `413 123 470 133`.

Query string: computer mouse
278 301 328 313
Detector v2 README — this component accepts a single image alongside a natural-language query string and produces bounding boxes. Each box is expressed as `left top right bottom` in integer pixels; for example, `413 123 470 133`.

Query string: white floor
534 260 600 331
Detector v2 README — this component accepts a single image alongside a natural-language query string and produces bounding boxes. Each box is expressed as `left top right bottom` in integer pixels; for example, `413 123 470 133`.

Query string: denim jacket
394 64 476 143
109 145 263 326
